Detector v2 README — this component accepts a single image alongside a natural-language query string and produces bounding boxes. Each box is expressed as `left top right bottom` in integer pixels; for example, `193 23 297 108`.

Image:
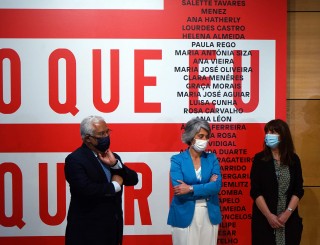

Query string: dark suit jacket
250 151 304 245
64 143 138 245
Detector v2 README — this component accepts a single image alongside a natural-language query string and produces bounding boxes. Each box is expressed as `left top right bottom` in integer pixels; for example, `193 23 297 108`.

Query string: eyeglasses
88 129 112 139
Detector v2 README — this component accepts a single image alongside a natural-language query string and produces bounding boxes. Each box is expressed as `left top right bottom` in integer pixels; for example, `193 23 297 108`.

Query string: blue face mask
265 134 280 149
95 136 110 152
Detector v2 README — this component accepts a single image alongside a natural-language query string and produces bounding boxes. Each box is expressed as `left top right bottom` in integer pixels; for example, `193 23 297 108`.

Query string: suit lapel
200 153 210 183
182 150 212 183
182 150 198 182
81 144 108 181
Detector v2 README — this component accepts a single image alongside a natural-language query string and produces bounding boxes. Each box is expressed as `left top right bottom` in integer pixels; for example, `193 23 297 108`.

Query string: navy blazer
64 143 138 245
167 149 222 228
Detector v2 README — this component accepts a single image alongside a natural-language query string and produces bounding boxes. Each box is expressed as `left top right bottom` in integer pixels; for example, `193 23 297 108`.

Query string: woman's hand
277 210 291 225
266 213 285 229
173 180 191 195
210 174 218 182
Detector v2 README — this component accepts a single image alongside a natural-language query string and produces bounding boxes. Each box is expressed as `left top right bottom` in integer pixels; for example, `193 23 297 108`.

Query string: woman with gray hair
167 118 222 245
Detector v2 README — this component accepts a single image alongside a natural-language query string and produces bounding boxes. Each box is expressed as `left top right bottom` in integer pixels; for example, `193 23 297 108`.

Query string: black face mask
95 136 110 152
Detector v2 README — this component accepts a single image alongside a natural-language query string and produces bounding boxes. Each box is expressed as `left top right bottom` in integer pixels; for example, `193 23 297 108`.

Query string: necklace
274 159 281 181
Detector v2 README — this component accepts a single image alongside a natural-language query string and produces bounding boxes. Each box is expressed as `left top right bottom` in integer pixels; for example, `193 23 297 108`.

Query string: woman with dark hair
167 118 222 245
250 119 304 245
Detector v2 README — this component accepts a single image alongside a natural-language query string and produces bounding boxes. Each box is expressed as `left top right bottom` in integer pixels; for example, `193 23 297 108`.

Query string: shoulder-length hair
182 118 211 145
263 119 295 165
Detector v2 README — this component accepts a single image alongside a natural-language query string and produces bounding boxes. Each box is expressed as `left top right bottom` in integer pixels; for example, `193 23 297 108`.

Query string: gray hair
182 118 211 145
80 115 105 140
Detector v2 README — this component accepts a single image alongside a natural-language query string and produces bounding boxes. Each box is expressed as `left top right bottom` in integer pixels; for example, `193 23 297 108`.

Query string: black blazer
64 143 138 245
250 151 304 245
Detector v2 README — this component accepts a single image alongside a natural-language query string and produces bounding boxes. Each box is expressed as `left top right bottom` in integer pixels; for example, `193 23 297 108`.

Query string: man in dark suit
64 115 138 245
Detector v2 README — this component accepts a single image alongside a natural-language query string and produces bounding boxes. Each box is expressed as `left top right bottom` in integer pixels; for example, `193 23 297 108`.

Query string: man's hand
112 175 123 186
98 149 117 167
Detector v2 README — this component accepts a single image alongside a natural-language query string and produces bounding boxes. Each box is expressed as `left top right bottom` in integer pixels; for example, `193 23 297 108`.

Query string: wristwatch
111 159 118 167
287 207 293 212
189 185 194 192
